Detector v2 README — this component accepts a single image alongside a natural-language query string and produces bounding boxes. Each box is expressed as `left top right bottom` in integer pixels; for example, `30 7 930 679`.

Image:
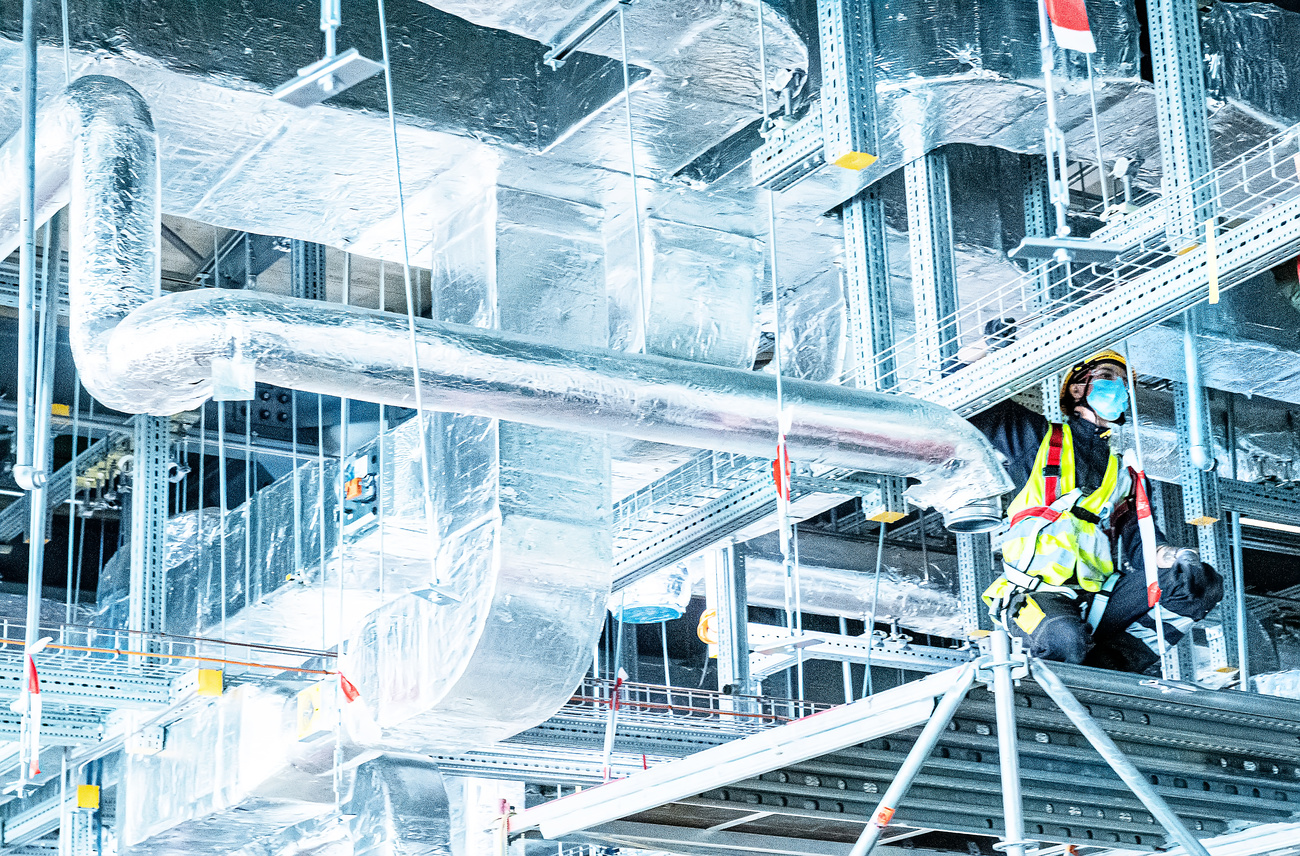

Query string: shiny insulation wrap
103 287 1012 516
0 76 161 414
742 530 962 638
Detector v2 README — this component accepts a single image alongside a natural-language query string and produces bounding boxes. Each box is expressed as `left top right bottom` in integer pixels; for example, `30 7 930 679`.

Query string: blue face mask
1087 378 1128 422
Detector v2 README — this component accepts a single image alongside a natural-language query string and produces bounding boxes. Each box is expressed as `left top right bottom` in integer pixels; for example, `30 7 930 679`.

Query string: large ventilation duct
4 76 1011 529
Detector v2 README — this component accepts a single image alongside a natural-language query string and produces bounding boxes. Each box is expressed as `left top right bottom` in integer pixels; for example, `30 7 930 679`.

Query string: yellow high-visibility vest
984 423 1130 605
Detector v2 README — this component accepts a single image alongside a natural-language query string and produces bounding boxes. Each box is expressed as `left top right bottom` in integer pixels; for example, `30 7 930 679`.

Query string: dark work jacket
968 400 1161 576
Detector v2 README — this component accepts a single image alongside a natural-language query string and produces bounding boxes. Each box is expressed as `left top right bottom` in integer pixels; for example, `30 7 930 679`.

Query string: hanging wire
317 393 327 651
197 404 207 591
377 260 387 604
1121 338 1169 679
214 229 229 639
659 620 672 707
756 0 804 695
73 397 94 612
291 391 303 584
217 402 229 639
617 5 650 349
60 0 71 83
375 0 448 596
64 373 81 624
334 253 352 810
243 402 253 612
1085 54 1112 214
862 520 888 698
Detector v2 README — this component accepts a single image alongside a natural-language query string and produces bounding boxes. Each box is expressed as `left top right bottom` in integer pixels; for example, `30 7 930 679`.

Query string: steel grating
513 664 1300 854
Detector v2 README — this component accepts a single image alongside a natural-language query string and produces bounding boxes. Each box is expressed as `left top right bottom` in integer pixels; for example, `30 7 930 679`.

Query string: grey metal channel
0 708 102 744
926 189 1300 417
1219 478 1300 523
0 656 172 709
0 434 117 543
750 110 826 191
613 477 801 591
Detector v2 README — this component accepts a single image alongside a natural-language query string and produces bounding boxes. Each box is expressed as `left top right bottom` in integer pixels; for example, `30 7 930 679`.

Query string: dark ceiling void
0 0 649 151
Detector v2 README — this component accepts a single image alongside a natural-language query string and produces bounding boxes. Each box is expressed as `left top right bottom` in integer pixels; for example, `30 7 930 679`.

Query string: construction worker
969 349 1223 675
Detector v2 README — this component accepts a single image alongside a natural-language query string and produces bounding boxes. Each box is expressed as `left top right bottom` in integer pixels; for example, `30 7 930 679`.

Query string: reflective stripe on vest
995 423 1128 593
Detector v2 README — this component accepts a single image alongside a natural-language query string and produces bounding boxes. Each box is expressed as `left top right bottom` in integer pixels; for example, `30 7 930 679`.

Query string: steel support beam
816 0 879 171
842 188 908 522
904 152 959 382
1149 0 1214 239
194 232 288 290
710 546 758 699
1021 155 1067 310
842 188 894 392
1172 382 1237 670
956 533 994 635
290 239 328 301
128 415 170 656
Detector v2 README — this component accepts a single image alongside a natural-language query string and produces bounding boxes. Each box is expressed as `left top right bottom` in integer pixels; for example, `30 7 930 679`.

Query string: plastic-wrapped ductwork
338 184 613 753
1204 3 1300 124
104 288 1011 522
605 215 762 367
120 683 339 855
410 0 805 179
0 76 160 415
0 77 1008 525
742 530 962 638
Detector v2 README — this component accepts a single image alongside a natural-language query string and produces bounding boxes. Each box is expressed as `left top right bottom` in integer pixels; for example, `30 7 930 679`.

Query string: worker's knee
1027 614 1093 664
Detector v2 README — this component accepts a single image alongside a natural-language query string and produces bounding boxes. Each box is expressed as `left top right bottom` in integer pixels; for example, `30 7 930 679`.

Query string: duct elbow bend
0 76 162 415
903 406 1013 534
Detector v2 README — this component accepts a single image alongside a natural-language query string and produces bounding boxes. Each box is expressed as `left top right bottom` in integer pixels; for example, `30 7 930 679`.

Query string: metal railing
0 620 335 679
860 123 1300 394
565 677 832 732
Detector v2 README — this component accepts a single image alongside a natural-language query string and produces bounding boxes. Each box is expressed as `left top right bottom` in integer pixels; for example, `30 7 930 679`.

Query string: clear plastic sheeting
1204 2 1300 125
606 215 762 368
1254 670 1300 699
870 0 1138 84
120 682 339 855
95 288 1011 519
741 530 962 638
338 182 613 754
93 508 223 631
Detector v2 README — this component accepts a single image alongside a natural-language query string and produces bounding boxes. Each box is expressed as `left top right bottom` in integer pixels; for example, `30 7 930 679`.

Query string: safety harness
985 424 1127 627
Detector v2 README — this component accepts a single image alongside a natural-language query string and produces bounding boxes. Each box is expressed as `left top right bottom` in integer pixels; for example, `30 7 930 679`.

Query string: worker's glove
1155 544 1179 568
1158 548 1224 621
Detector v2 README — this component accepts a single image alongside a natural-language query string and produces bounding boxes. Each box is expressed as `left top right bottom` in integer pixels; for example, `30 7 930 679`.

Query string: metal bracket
975 635 1029 684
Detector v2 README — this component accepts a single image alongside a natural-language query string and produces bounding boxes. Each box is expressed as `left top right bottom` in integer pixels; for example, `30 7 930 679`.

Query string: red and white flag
1045 0 1096 54
1132 470 1162 608
24 653 40 777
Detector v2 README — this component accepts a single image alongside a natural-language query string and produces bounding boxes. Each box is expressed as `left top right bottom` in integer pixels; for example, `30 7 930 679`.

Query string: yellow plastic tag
77 785 100 809
1014 596 1047 635
832 151 878 171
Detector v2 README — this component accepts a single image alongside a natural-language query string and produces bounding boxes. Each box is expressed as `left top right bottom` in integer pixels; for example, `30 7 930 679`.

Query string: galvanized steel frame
127 415 170 652
904 152 960 382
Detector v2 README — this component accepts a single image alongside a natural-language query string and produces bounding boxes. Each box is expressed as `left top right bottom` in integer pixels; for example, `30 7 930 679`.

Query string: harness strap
1002 566 1078 599
1044 424 1065 504
1086 570 1122 631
